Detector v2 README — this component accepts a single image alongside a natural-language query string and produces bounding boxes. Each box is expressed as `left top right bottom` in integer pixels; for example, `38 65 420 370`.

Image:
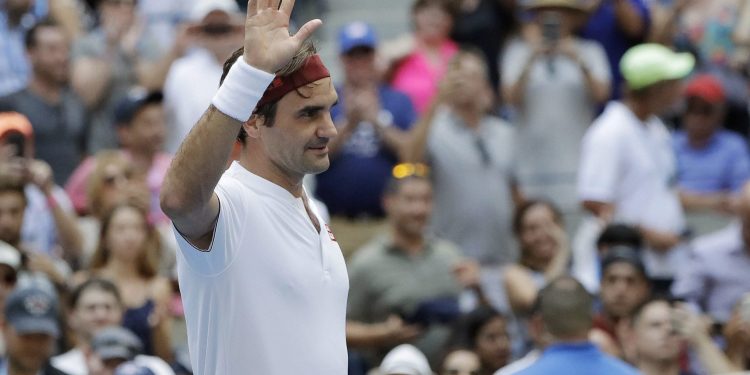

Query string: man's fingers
270 0 282 10
279 0 295 16
247 0 258 16
293 19 322 43
257 0 270 11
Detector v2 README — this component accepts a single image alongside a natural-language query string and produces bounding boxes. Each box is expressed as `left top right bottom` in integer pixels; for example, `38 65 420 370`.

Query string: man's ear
243 115 264 139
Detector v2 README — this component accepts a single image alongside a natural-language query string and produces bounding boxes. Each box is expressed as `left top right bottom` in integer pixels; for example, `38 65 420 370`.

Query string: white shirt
163 48 224 153
578 101 687 277
51 348 175 375
174 162 349 375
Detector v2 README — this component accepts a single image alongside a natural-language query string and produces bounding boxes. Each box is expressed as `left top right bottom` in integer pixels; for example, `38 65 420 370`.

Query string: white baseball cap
379 344 432 375
0 241 21 271
189 0 240 22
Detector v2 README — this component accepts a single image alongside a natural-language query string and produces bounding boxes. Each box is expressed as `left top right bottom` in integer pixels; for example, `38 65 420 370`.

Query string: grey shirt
0 88 87 184
427 107 517 265
348 235 464 365
502 37 610 213
671 221 750 323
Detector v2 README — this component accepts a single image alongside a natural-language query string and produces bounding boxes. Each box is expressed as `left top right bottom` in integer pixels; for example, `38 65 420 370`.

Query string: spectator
502 0 610 220
406 49 521 267
573 222 643 293
0 178 71 289
70 0 177 153
386 0 459 114
439 348 481 375
627 298 737 375
447 306 511 375
0 112 83 263
74 203 172 362
581 0 651 99
514 276 639 375
87 326 146 373
504 200 570 315
578 43 694 292
493 299 549 375
378 344 433 375
347 170 480 367
724 294 750 371
589 246 651 358
163 0 243 153
671 181 750 324
1 283 67 375
65 90 172 225
450 0 519 94
0 20 87 184
673 74 750 213
315 21 417 257
0 242 20 310
0 0 40 96
52 278 174 375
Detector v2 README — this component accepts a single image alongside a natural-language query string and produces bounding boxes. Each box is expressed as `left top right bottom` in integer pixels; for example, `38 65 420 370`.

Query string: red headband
257 54 331 107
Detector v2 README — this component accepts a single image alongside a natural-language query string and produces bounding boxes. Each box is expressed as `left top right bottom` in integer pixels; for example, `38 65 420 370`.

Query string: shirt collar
225 161 302 206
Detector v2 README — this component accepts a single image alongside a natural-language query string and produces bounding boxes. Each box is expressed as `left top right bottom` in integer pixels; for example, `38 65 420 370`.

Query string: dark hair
512 199 563 236
445 306 506 351
25 19 61 50
596 223 643 249
538 276 593 338
412 0 458 16
69 277 122 309
219 41 318 142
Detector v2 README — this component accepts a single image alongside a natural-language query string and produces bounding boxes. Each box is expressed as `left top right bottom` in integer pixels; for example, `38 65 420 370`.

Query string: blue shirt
581 0 650 99
516 342 640 375
315 85 416 218
673 130 750 193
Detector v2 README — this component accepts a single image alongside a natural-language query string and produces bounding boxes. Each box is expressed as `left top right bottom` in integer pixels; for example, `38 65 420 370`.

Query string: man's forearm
613 0 647 39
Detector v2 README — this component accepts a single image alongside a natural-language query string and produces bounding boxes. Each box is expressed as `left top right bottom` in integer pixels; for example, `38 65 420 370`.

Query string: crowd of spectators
2 0 750 374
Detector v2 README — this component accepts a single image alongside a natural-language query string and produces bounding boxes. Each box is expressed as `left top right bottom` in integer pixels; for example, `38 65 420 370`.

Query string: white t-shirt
163 48 224 153
174 162 349 374
51 348 175 375
577 101 687 277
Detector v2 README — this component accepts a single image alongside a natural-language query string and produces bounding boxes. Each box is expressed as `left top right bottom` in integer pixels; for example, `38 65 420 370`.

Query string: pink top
64 151 173 224
391 39 459 114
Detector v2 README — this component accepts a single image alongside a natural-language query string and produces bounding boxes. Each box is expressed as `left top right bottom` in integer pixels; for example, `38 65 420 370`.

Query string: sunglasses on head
392 163 430 179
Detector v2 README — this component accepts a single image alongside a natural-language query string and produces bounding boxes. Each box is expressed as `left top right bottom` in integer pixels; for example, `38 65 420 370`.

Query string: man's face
123 104 166 154
600 262 650 319
447 55 491 109
475 317 511 371
4 326 54 373
633 301 682 363
649 80 685 116
341 47 376 86
0 191 25 246
70 288 123 340
28 26 70 85
196 11 244 60
384 178 432 238
254 77 338 178
683 97 722 141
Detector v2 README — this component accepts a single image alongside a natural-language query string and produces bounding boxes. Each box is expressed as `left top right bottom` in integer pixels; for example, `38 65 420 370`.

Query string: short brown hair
220 41 318 142
538 276 594 338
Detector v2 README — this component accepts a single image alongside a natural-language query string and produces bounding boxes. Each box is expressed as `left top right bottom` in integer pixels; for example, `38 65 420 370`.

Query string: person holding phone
502 0 611 230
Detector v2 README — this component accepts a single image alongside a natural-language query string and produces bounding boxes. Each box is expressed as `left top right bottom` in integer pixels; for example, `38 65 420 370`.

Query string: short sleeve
578 126 620 202
582 41 612 84
500 39 530 88
728 138 750 192
173 178 247 276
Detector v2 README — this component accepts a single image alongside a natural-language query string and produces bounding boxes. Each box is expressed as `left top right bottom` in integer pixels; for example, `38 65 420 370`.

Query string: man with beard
347 169 481 368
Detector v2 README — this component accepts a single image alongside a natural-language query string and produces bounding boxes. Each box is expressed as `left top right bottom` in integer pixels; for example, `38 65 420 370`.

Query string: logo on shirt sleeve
325 224 337 242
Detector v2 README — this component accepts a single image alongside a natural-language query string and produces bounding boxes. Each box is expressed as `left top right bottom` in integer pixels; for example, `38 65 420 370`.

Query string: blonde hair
89 202 161 280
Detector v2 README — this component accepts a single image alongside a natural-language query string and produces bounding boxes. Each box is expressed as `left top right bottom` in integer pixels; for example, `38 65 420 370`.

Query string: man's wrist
212 58 276 122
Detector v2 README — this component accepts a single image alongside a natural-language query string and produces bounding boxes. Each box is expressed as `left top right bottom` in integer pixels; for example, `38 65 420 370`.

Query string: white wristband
211 58 275 122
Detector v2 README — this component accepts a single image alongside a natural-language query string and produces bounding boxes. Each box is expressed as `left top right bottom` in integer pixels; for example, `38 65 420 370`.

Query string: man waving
160 0 347 373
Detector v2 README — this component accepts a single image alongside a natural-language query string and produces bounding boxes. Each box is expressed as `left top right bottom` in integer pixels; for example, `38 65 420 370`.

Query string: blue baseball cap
4 284 60 338
114 88 163 126
339 22 377 55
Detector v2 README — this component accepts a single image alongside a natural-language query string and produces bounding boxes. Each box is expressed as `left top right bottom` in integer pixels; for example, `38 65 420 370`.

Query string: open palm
243 0 323 73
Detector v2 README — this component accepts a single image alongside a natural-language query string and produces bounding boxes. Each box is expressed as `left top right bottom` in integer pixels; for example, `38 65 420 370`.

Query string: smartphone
541 13 561 46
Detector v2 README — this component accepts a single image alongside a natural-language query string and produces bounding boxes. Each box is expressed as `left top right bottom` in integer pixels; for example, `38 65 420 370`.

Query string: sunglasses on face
201 24 237 36
103 171 132 186
392 163 430 179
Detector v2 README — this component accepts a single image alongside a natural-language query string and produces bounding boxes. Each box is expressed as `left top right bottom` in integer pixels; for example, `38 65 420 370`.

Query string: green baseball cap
620 44 695 90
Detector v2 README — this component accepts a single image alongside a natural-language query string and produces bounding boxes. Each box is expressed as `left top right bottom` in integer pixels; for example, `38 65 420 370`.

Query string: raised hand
243 0 323 73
